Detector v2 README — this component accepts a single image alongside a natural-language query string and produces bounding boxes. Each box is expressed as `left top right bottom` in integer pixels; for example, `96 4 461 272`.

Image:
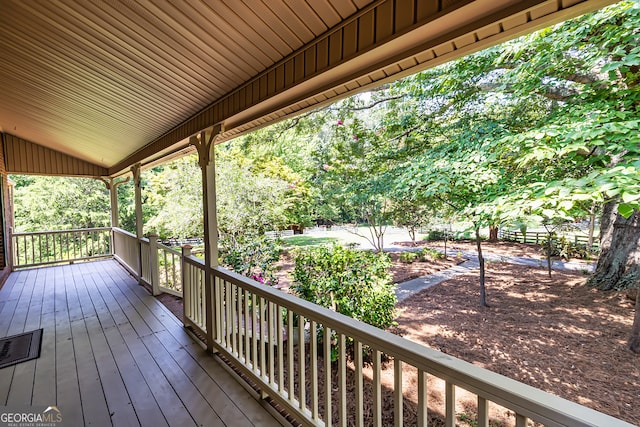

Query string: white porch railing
203 267 633 427
30 226 630 426
112 227 139 272
182 248 207 335
107 232 632 427
12 227 112 269
156 241 183 295
112 228 185 297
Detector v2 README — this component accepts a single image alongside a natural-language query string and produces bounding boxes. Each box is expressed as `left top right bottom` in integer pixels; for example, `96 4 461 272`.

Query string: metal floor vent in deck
0 329 43 369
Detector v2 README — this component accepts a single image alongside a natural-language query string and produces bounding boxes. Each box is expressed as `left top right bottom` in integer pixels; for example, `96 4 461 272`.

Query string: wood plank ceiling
0 0 616 177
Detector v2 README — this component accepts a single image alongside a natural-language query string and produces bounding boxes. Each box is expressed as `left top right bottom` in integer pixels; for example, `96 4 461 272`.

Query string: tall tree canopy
144 155 203 239
13 176 110 232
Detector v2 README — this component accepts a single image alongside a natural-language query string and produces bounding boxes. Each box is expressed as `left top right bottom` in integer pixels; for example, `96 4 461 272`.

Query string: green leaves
215 148 292 239
144 155 203 239
618 203 636 218
292 244 396 330
13 176 110 232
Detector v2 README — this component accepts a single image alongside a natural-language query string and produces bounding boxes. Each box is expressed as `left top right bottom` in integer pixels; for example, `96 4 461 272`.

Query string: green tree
116 178 136 234
477 1 640 348
233 112 332 228
13 175 110 231
319 95 420 251
292 244 396 331
389 198 438 245
215 145 290 243
144 155 203 239
383 1 639 309
397 122 508 306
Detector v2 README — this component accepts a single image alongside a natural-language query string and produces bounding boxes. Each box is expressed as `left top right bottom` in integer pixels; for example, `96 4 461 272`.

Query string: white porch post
109 178 119 228
101 176 130 257
148 234 161 296
106 176 131 229
131 163 144 281
191 125 222 353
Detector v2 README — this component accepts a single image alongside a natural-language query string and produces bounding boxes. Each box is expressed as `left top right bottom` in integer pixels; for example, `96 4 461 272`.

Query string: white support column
182 245 193 325
101 176 130 257
191 124 223 353
132 164 143 240
131 163 144 281
205 146 219 268
109 179 119 229
106 176 131 229
148 234 160 296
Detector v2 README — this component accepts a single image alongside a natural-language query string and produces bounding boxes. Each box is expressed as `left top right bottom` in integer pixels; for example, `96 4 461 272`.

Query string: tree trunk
376 222 384 252
629 285 640 353
476 227 487 307
488 225 499 242
588 202 640 290
587 202 597 250
546 231 553 278
589 204 640 354
408 226 416 245
443 231 448 260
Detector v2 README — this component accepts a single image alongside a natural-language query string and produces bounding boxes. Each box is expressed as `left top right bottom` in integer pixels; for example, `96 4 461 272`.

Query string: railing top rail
112 229 183 257
157 242 182 256
12 227 111 237
183 254 205 268
209 264 632 427
112 227 136 238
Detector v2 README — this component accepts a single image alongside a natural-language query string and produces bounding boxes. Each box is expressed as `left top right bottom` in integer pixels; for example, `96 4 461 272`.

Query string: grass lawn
281 235 338 247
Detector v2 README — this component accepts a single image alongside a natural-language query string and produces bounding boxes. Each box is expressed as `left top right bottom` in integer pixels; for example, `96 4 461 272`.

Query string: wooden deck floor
0 259 282 427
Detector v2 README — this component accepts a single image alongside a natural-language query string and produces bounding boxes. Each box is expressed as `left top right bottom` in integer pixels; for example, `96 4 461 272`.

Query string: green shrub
220 236 281 285
424 229 473 241
425 230 445 241
419 248 445 261
540 235 592 260
292 244 396 331
559 238 592 260
453 230 473 240
399 251 418 263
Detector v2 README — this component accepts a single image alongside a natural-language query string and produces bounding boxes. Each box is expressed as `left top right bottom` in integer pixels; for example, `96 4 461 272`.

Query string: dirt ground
274 244 467 290
158 241 640 426
387 241 639 426
394 238 567 259
396 262 639 425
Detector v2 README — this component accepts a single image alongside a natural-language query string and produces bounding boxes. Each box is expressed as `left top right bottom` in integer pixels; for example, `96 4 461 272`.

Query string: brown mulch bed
156 292 184 322
387 251 465 283
395 262 639 426
154 242 639 425
273 246 467 290
394 238 547 259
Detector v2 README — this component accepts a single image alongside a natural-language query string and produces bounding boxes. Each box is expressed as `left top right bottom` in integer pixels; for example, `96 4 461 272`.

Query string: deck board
101 261 282 427
6 271 41 406
84 315 139 426
70 318 112 427
0 260 281 427
31 310 56 406
55 283 84 427
1 268 36 406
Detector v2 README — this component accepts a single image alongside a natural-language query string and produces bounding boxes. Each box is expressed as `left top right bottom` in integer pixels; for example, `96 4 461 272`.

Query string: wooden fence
499 230 599 251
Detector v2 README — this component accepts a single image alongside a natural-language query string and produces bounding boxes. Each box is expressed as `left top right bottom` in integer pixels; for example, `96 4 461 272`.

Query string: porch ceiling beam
108 0 614 177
